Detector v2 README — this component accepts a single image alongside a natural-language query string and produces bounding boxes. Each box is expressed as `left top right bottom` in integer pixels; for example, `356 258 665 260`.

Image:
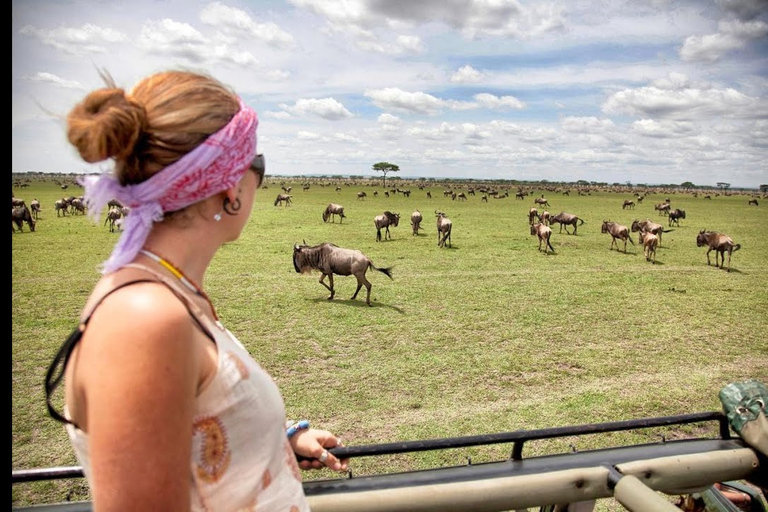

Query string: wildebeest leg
376 228 381 242
319 273 335 299
705 247 712 266
351 274 373 305
564 224 572 235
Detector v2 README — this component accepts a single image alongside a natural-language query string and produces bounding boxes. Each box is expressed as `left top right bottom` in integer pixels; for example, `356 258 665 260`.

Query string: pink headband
80 99 258 275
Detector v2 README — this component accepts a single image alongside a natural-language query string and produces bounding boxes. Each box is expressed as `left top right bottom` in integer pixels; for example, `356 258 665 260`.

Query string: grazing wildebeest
322 203 346 223
457 192 467 201
104 207 122 232
534 197 550 208
538 210 551 226
293 242 393 306
601 220 634 253
435 210 452 248
274 194 292 206
54 198 68 216
528 207 538 225
374 211 400 242
12 197 25 208
549 212 584 235
281 185 292 193
622 200 635 210
638 230 658 263
30 199 41 220
668 209 686 227
696 230 741 272
515 191 526 200
410 210 423 236
12 205 36 233
426 191 432 199
748 199 759 206
530 222 555 254
631 219 672 246
357 191 367 200
107 198 124 209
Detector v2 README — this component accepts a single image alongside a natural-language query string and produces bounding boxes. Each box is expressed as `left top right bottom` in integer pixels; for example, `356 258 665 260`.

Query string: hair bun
66 88 146 163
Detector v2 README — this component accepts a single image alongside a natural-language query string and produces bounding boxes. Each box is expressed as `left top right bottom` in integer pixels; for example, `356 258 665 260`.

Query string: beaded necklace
140 249 222 328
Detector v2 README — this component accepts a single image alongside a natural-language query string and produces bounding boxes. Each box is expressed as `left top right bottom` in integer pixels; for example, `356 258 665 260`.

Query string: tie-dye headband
80 99 258 275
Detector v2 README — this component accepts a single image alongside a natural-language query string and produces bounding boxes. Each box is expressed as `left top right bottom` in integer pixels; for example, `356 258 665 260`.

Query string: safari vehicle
12 410 767 512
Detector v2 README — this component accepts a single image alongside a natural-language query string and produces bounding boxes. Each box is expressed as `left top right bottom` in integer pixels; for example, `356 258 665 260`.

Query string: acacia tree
372 162 400 188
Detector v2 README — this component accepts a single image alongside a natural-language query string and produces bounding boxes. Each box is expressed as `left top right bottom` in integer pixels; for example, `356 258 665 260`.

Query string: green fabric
719 379 767 432
719 379 768 457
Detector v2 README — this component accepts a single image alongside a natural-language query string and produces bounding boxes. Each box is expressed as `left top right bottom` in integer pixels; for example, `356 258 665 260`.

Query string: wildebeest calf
435 210 452 248
293 242 393 306
410 210 423 235
530 222 554 254
638 230 658 263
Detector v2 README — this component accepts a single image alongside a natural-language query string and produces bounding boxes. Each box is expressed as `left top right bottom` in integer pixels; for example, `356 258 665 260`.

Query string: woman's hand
290 428 349 472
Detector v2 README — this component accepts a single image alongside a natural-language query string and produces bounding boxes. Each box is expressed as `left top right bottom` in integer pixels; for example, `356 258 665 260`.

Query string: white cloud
365 88 448 115
473 93 525 110
200 2 296 49
22 72 85 90
280 98 354 120
451 65 483 83
680 19 768 62
19 23 127 55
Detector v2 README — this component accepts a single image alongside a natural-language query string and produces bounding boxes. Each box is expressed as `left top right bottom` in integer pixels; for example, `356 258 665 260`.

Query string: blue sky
12 0 768 188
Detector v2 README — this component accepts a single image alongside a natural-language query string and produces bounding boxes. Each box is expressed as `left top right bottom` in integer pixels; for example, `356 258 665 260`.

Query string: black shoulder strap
44 277 216 428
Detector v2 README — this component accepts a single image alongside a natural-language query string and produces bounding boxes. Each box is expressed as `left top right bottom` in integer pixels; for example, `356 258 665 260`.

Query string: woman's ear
225 186 238 203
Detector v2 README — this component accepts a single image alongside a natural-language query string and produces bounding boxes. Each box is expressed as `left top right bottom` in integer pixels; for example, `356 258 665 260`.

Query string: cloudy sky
12 0 768 188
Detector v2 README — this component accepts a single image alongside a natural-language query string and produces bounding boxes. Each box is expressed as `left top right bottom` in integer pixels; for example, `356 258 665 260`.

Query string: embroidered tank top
53 264 309 511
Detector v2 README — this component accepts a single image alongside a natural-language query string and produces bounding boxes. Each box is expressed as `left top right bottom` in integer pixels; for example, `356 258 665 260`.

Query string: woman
45 69 347 511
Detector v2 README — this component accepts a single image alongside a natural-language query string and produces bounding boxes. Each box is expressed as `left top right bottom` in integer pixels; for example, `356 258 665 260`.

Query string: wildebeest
357 191 367 200
748 199 759 206
274 194 292 207
622 200 635 210
601 221 634 253
12 197 25 208
696 230 741 272
528 207 538 225
374 211 400 242
293 242 393 306
12 205 36 233
30 199 41 220
668 209 686 227
534 197 550 208
530 222 555 254
54 199 68 216
638 230 658 263
655 203 671 216
549 212 585 235
410 210 423 236
538 210 551 226
426 191 432 199
104 207 123 232
435 210 452 248
457 192 467 201
631 219 672 246
322 203 346 223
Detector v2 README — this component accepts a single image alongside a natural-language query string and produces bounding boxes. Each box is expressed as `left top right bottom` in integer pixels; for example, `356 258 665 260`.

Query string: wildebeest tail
578 218 585 225
370 263 394 280
733 243 741 252
547 238 555 252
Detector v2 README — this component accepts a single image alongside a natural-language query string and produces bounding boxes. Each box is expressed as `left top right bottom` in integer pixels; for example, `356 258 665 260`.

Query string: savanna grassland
12 175 768 509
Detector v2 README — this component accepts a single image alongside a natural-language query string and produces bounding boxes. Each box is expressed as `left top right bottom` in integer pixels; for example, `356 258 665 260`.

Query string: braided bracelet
286 420 310 438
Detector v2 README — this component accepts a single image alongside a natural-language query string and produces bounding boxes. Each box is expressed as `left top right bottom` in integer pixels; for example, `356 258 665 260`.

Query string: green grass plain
12 176 768 509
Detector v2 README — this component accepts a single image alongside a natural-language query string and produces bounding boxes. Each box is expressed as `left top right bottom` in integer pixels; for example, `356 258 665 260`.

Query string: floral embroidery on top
193 416 232 483
227 351 250 379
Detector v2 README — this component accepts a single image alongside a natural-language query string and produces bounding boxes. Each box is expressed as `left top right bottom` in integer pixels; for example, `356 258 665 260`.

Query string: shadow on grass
307 297 406 313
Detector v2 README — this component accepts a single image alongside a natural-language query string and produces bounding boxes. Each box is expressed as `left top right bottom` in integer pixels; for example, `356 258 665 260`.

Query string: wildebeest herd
13 182 756 309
